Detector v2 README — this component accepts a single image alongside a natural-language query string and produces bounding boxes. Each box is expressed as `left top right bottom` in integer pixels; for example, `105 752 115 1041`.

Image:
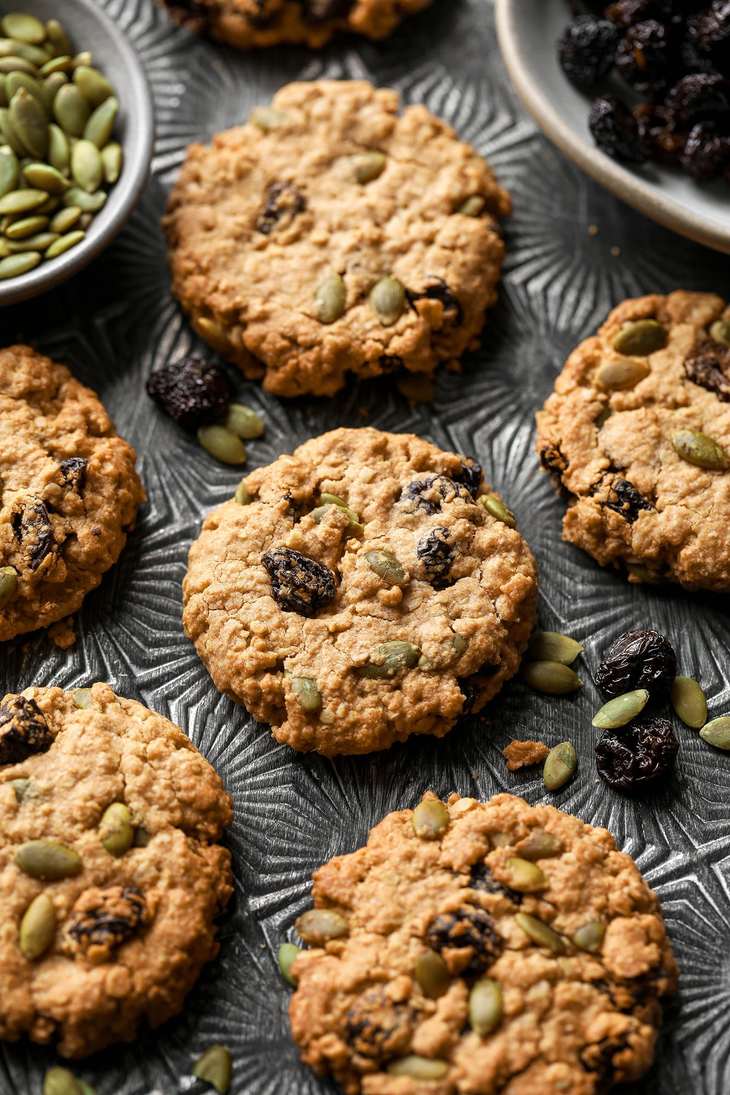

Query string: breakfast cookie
0 346 145 641
536 291 730 590
183 427 537 755
0 683 232 1058
162 0 432 47
164 80 510 397
288 792 677 1095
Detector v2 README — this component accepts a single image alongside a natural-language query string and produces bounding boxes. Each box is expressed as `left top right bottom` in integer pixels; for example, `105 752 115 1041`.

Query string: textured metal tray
1 1 729 1092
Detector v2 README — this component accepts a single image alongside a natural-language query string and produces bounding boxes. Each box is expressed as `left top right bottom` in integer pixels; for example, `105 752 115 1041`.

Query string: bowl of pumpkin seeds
0 0 153 303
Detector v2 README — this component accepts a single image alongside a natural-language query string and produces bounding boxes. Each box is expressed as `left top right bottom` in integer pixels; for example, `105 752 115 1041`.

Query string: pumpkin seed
278 941 300 986
10 778 30 801
295 908 348 944
0 143 18 196
0 39 48 66
505 857 546 892
595 358 650 391
364 548 407 586
101 141 122 184
480 493 516 527
527 631 583 666
195 314 229 350
573 920 605 953
543 742 577 792
370 275 406 326
710 318 730 347
99 802 134 857
6 70 46 110
225 402 264 440
0 56 37 75
592 689 649 729
7 231 57 253
670 676 707 729
699 716 730 751
41 55 74 76
612 319 668 356
41 72 68 114
74 65 113 107
45 229 84 257
0 106 25 153
19 892 56 960
451 633 469 656
290 675 321 714
23 161 68 192
46 21 72 58
672 429 729 471
73 52 94 71
62 186 105 212
352 150 386 183
516 829 563 860
16 839 82 880
84 96 117 148
192 1045 232 1094
197 424 246 465
10 87 47 158
522 661 582 695
71 138 101 191
469 978 503 1037
0 185 45 213
234 480 252 505
311 499 363 535
53 83 89 136
3 13 46 45
412 797 450 840
515 912 565 953
6 213 48 237
314 271 346 324
50 205 81 233
71 687 93 709
388 1057 449 1081
0 564 18 607
458 195 486 216
249 106 290 131
0 249 39 276
43 1067 84 1095
414 949 450 998
359 640 420 679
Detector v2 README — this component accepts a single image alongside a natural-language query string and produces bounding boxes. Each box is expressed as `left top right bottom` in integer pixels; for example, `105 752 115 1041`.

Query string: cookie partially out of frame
183 427 537 755
0 684 232 1058
164 80 510 397
289 792 677 1095
536 291 730 591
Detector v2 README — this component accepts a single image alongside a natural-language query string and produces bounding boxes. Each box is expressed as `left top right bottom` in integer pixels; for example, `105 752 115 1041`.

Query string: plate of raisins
496 0 730 254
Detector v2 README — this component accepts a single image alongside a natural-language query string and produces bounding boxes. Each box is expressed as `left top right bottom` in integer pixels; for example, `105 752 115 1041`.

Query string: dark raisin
406 278 464 328
688 1 730 68
256 181 306 235
634 102 686 162
681 120 730 177
469 861 523 905
262 547 336 616
589 95 649 162
11 498 55 571
539 445 568 476
452 458 483 497
558 15 621 87
595 627 677 701
416 526 453 589
605 478 655 522
378 354 404 373
344 987 413 1061
606 1 672 26
459 677 479 714
425 904 503 977
595 715 679 792
616 20 672 91
399 475 471 515
302 0 354 21
146 355 232 432
58 457 87 493
0 696 53 766
65 885 147 961
664 73 730 123
684 336 730 400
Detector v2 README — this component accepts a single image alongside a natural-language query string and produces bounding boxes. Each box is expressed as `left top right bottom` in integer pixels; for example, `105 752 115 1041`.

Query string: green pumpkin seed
505 857 546 892
595 358 650 391
62 186 105 212
295 908 348 944
710 318 730 347
352 150 386 183
359 640 421 679
278 941 300 986
0 39 48 66
45 229 84 257
451 633 469 656
71 138 101 191
23 161 69 193
234 480 252 505
480 493 516 528
192 1045 232 1094
0 564 18 607
0 249 39 276
314 271 346 324
364 548 407 586
46 21 72 58
515 912 565 953
311 499 363 535
41 72 68 113
412 797 450 840
458 195 486 216
6 213 48 237
7 232 57 253
370 275 406 326
41 55 74 76
83 96 117 149
3 13 46 45
225 402 265 440
290 675 322 714
249 106 290 131
414 949 450 998
19 892 56 960
74 65 114 107
73 52 94 71
527 631 583 666
16 839 82 880
469 978 503 1037
592 689 649 729
99 802 134 857
523 661 582 695
50 205 81 233
0 106 25 153
195 314 229 350
10 87 48 158
53 83 89 136
71 687 94 709
0 56 38 75
101 140 122 184
388 1057 449 1081
516 829 564 860
0 143 18 196
0 185 45 213
573 920 605 953
699 716 730 751
672 429 729 471
197 425 247 466
9 778 30 801
670 676 707 730
612 319 668 356
6 71 46 110
43 1067 84 1095
543 742 577 792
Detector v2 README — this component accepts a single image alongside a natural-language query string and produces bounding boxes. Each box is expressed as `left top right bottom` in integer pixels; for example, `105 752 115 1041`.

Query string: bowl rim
0 0 154 306
494 0 730 257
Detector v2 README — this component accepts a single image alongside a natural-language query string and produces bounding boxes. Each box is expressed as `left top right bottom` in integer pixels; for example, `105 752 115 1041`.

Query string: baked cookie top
0 346 145 641
289 792 677 1095
536 292 730 591
0 684 232 1058
162 0 432 48
183 427 537 755
164 80 510 397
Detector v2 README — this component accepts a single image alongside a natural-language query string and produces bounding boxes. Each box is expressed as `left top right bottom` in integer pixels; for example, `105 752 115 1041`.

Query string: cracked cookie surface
0 684 232 1058
536 291 730 591
183 427 537 755
289 792 677 1095
0 346 145 641
164 80 510 397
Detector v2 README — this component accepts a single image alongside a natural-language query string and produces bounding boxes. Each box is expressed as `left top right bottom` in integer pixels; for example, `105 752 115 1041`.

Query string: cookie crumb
502 739 550 771
48 617 76 650
610 245 621 257
588 223 599 237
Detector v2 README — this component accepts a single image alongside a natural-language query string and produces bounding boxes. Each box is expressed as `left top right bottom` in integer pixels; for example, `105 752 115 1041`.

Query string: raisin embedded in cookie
183 427 537 755
0 684 232 1058
164 80 511 397
0 345 145 641
536 292 730 590
288 792 677 1094
161 0 432 49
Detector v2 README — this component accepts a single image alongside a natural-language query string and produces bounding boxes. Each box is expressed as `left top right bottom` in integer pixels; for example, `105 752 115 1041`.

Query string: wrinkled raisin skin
595 627 677 701
262 547 336 616
453 458 483 497
595 715 678 793
400 475 471 515
0 696 53 766
416 526 454 589
11 499 55 571
605 478 654 522
559 16 620 88
59 457 87 493
684 337 730 401
425 904 503 977
146 356 232 432
469 861 523 905
256 181 306 235
589 95 648 162
407 278 464 328
344 987 413 1062
66 886 147 960
615 19 671 91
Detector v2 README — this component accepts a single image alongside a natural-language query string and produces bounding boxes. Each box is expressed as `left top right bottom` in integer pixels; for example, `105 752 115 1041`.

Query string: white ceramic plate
495 0 730 255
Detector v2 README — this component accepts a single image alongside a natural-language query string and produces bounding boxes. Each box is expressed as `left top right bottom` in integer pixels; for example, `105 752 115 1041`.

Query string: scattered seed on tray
192 1045 232 1094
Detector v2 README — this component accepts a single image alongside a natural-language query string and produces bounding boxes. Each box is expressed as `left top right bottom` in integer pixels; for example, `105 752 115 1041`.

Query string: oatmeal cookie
0 684 233 1058
183 427 537 755
0 346 145 641
536 292 730 590
288 792 677 1095
164 80 510 397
